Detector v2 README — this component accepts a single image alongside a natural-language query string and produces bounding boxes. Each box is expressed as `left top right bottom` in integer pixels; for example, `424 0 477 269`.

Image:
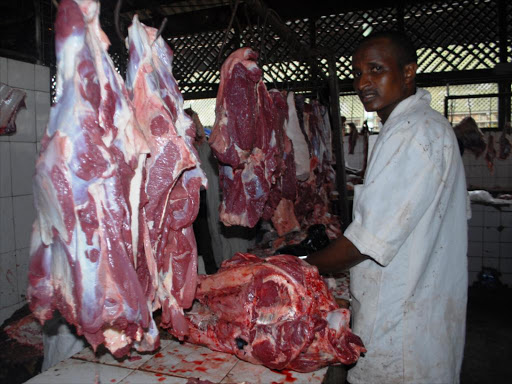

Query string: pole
327 56 349 230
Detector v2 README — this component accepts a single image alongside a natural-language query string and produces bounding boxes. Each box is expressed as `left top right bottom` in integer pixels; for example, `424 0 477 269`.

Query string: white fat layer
285 92 310 181
103 328 131 353
130 154 147 266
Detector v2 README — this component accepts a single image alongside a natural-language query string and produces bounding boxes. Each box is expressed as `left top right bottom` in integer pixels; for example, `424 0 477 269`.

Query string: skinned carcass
126 15 207 339
185 253 366 372
27 0 158 356
209 48 281 228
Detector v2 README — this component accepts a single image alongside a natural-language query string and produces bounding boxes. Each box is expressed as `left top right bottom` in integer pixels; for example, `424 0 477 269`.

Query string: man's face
352 37 414 123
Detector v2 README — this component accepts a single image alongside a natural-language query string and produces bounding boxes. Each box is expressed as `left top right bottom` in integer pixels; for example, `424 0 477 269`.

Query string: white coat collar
378 88 431 132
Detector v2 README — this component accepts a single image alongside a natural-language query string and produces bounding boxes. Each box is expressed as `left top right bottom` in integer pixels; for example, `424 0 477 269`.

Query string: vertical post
497 0 511 128
327 56 349 230
34 0 43 65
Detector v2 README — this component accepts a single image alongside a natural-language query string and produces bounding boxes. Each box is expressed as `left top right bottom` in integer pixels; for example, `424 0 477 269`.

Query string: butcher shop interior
1 0 511 383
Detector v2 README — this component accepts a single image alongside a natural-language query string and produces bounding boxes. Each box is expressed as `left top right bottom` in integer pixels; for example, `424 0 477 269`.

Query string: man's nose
358 72 371 89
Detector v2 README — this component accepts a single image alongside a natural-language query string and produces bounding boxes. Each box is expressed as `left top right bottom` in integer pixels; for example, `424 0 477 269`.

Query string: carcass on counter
184 253 366 372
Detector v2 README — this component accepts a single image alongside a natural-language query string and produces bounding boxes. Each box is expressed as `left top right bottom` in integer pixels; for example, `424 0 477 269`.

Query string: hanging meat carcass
209 48 281 228
485 134 497 173
453 116 486 157
126 15 207 339
498 122 511 160
28 0 158 356
184 253 366 372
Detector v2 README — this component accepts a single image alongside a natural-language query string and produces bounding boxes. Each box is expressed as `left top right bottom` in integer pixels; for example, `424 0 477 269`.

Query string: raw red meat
0 83 26 135
498 123 511 160
210 48 281 228
485 134 497 173
185 253 365 372
453 116 486 157
28 0 158 356
126 15 207 339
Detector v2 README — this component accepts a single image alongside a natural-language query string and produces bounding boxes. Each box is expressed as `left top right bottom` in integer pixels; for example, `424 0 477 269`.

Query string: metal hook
217 0 241 67
114 0 124 42
52 0 59 8
152 17 168 45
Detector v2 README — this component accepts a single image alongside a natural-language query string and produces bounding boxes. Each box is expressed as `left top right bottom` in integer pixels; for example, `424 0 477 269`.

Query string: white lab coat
344 89 468 384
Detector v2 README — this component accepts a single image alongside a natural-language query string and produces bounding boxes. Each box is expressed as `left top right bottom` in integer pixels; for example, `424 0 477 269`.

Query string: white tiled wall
467 204 512 287
343 133 378 170
463 131 512 191
0 57 50 325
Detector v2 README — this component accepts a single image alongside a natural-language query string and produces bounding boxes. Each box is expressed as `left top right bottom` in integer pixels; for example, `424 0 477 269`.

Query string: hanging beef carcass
28 0 159 356
0 83 26 135
184 253 366 372
209 48 281 228
126 15 207 339
453 116 486 157
498 122 511 160
485 134 497 173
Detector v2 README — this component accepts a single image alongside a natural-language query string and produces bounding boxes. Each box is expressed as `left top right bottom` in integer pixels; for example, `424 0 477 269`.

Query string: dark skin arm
306 235 369 275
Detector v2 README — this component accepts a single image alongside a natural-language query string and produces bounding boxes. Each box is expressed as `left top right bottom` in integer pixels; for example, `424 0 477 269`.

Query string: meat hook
152 17 168 45
51 0 58 8
114 0 124 42
217 0 241 67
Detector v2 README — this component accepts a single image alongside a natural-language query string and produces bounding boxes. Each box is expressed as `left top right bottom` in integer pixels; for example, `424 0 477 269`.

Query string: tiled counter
24 340 328 384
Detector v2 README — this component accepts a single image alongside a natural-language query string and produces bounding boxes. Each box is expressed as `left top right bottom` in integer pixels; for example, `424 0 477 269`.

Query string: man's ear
403 63 418 85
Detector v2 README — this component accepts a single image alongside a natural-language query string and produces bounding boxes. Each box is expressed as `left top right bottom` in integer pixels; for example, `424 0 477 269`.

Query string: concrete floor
460 286 512 384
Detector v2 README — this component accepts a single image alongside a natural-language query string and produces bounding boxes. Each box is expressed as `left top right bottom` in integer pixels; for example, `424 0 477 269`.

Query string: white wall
0 57 50 325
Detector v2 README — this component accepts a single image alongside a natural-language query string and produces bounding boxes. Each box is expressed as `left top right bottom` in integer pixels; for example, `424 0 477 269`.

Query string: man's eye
371 66 382 72
352 71 361 78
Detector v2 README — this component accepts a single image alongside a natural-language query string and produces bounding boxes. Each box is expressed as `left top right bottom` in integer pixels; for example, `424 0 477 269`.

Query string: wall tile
483 227 499 243
468 256 482 272
468 226 483 242
467 241 482 257
15 247 30 301
13 195 35 250
500 258 512 274
10 142 36 196
34 65 50 92
0 57 7 83
7 59 34 90
468 210 483 227
501 211 512 227
35 91 50 141
483 242 500 258
500 227 512 243
482 257 500 270
484 210 501 227
0 197 15 253
0 142 11 197
500 243 512 258
10 89 35 143
0 301 24 326
0 250 18 309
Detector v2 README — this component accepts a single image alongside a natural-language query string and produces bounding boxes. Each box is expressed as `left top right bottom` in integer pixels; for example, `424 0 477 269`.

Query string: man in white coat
307 31 468 383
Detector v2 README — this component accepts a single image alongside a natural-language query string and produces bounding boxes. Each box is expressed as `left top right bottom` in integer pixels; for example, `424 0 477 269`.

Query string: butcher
307 31 468 383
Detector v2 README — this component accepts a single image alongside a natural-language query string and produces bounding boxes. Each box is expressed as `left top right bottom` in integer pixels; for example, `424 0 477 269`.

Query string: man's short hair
355 30 418 68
